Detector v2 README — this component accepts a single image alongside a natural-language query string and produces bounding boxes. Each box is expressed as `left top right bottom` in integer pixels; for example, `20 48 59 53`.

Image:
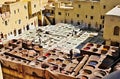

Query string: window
14 10 16 14
34 4 36 8
71 19 73 24
103 5 106 9
86 15 88 18
18 29 22 34
101 15 105 19
10 32 12 35
68 13 69 16
58 12 61 15
77 22 80 25
91 6 94 9
26 16 28 19
18 19 21 24
24 5 27 9
114 26 119 35
5 21 8 25
77 14 79 17
90 16 93 20
18 9 19 13
78 5 81 8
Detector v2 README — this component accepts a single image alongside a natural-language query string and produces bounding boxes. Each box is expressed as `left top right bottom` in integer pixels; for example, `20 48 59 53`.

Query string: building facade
103 5 120 47
0 0 48 40
55 0 120 29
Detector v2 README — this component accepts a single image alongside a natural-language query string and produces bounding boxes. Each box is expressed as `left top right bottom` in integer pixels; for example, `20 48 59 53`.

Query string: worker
69 49 73 60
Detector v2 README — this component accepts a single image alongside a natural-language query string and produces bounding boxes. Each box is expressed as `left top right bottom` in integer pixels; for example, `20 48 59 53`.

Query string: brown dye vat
64 60 70 64
5 55 9 59
93 70 106 78
11 57 15 60
23 60 28 64
81 76 88 79
35 61 40 65
101 49 108 54
47 58 55 63
17 58 21 62
0 44 3 49
96 44 101 48
52 65 58 70
62 64 66 67
41 63 49 69
103 45 110 50
81 69 92 75
11 39 18 43
0 54 4 56
92 48 98 52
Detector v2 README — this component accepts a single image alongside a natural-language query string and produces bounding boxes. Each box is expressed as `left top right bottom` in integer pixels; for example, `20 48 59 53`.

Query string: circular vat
47 58 55 63
83 47 90 50
96 44 101 48
84 65 95 70
80 76 88 79
92 48 98 52
88 61 98 67
101 50 108 54
103 45 110 50
11 57 15 60
5 55 9 59
87 43 94 47
81 69 92 75
93 70 107 78
41 63 49 68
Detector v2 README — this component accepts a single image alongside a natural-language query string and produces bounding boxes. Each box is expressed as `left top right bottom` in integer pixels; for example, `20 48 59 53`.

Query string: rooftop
106 5 120 17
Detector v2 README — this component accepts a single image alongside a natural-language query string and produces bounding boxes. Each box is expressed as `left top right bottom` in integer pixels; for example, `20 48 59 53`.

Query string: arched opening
14 29 17 36
0 32 4 38
18 29 22 34
64 19 67 23
77 22 80 25
26 25 29 30
71 19 73 24
88 23 91 29
114 26 119 35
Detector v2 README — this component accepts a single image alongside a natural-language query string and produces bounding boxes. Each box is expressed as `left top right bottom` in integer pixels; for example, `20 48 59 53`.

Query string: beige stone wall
103 15 120 46
55 0 120 29
0 1 38 39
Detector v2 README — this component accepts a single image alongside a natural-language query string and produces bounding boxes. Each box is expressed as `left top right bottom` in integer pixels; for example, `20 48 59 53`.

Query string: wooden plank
0 63 4 79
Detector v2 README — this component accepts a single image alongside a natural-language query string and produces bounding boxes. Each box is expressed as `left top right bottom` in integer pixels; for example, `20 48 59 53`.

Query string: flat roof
106 5 120 17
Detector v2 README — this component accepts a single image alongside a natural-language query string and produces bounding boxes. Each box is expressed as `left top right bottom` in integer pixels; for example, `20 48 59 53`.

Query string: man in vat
103 70 120 79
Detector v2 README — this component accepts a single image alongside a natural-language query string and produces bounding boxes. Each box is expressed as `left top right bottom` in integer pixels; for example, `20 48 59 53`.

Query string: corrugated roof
106 5 120 16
